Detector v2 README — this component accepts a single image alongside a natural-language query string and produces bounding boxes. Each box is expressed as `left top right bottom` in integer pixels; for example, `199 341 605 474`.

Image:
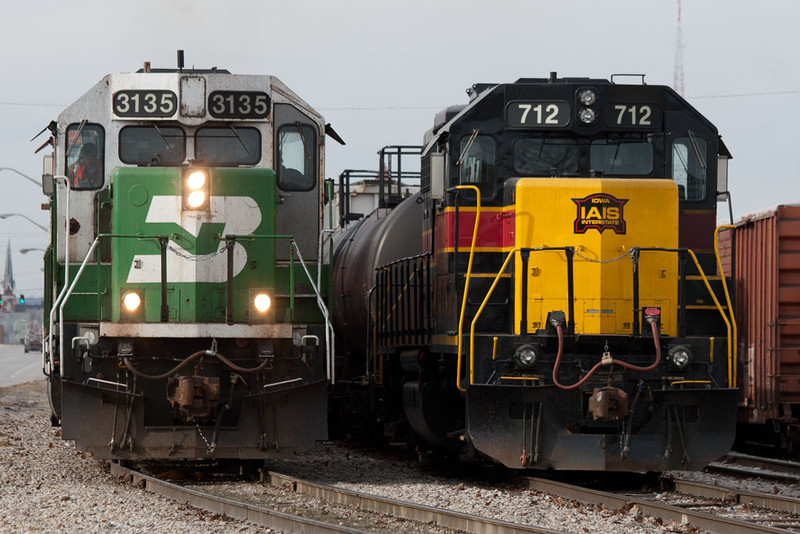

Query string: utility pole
674 0 685 96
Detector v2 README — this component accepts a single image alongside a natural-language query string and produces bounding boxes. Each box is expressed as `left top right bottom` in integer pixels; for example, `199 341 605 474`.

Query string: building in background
0 240 42 344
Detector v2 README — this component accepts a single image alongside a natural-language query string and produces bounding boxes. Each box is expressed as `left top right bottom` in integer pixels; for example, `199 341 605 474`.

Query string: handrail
58 237 99 373
714 225 738 388
463 245 734 389
288 239 335 384
223 233 334 383
469 248 518 386
454 185 481 393
47 176 69 377
52 230 333 383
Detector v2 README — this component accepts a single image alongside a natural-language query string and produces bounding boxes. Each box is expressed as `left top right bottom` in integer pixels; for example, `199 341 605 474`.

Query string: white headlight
254 293 271 313
187 190 206 208
579 108 597 124
514 345 537 368
668 346 691 369
122 291 141 312
578 89 596 106
187 171 206 190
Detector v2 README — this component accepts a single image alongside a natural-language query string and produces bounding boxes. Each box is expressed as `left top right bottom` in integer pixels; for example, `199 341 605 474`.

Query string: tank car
39 55 336 460
331 74 738 471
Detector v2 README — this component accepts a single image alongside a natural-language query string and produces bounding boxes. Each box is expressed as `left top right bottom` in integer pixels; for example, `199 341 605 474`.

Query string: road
0 344 44 388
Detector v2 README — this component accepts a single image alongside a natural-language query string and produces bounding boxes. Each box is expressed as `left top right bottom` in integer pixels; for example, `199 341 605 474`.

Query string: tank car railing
374 252 433 349
377 145 422 209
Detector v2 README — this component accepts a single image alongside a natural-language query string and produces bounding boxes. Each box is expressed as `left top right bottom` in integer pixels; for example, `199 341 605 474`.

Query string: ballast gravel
3 379 692 533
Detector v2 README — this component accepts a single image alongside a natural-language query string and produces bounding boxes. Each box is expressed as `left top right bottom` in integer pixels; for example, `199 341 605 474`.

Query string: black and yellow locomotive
331 74 737 471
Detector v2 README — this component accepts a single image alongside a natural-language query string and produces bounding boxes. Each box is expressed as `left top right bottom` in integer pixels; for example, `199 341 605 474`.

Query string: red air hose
122 350 271 380
552 321 662 390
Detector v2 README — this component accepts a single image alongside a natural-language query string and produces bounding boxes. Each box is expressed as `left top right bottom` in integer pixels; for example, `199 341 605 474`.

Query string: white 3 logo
126 195 262 283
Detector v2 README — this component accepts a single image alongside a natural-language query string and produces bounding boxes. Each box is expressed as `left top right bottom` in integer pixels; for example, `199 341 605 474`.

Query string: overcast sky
1 0 797 296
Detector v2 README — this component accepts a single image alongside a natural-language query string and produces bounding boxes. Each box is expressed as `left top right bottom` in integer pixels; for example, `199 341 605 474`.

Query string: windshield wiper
456 129 480 167
228 124 252 157
65 119 87 159
687 130 707 171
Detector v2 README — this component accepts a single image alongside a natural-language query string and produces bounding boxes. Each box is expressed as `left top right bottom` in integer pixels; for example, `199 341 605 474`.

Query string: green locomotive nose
110 166 277 324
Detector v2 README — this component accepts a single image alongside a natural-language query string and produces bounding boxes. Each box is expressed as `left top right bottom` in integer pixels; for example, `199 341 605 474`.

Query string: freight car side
722 205 800 454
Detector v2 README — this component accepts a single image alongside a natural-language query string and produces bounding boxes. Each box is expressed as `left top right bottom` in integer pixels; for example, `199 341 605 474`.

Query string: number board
604 103 662 129
208 91 270 119
113 90 177 117
506 100 570 128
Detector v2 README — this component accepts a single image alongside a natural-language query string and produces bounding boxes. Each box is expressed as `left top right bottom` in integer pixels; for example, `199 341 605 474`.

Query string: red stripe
435 209 515 251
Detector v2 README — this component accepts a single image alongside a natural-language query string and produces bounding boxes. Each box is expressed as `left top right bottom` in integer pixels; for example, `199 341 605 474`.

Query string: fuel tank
331 192 425 361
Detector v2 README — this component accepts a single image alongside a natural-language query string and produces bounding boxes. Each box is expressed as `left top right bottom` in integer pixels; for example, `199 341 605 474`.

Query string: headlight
183 169 209 210
578 108 597 124
122 291 142 312
186 170 206 189
514 344 537 368
667 346 691 370
186 190 206 208
253 293 271 313
578 89 596 106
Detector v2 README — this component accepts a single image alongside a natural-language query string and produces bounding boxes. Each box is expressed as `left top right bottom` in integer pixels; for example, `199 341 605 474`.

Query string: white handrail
58 237 99 373
292 239 335 385
46 176 70 377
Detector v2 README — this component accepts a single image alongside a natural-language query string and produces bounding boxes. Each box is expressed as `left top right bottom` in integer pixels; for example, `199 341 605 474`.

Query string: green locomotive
41 56 334 459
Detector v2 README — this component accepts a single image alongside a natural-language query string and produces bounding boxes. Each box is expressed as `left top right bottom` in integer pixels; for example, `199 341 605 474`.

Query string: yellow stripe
440 246 510 254
500 376 541 381
442 205 511 214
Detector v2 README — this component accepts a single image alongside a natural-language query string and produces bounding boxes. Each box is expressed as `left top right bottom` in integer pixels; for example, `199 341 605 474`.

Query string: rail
109 463 371 534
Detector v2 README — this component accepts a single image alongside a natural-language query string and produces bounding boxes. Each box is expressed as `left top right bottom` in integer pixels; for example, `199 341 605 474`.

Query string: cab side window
672 137 707 200
277 123 316 191
458 134 496 197
66 123 104 190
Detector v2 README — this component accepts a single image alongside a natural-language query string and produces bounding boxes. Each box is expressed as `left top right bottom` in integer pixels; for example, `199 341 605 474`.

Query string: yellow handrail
714 225 738 388
686 249 733 387
455 185 481 393
469 248 518 386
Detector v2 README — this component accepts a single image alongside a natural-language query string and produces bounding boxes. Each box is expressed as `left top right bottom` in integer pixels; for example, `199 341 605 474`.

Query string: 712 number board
506 100 570 128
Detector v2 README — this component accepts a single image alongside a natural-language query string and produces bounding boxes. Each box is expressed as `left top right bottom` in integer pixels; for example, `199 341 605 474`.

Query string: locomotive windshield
119 125 185 165
195 126 261 165
512 136 652 177
590 138 653 176
514 138 577 176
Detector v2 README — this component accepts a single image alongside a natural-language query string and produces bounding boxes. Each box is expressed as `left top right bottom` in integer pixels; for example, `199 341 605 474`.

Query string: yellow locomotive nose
514 177 679 337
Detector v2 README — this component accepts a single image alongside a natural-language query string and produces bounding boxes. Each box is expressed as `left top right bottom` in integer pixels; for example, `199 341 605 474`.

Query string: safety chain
195 422 212 452
572 247 633 265
166 241 232 262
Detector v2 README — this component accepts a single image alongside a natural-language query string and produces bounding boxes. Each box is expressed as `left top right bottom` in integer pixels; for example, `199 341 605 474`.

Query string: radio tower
673 0 685 96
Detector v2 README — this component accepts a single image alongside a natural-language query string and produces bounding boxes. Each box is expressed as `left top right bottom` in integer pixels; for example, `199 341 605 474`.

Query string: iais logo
571 193 628 234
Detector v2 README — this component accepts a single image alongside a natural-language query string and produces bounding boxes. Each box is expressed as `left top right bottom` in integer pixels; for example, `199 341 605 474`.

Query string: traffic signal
19 294 24 304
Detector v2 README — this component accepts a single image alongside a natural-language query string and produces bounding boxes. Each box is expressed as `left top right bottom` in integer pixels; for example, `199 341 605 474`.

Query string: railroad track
706 452 800 483
527 475 800 534
111 462 563 533
113 456 800 534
